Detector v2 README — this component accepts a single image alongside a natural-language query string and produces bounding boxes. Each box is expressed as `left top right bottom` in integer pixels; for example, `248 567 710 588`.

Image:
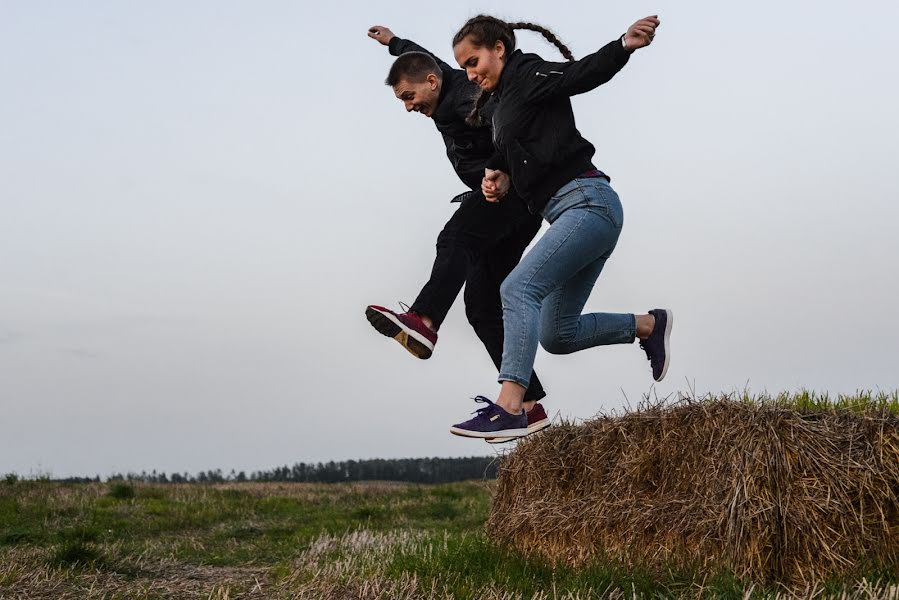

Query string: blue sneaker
449 397 529 439
639 308 673 382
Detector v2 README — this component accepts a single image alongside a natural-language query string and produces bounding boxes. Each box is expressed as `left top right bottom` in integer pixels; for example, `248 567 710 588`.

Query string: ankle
496 382 526 415
419 314 436 332
496 398 523 415
635 314 655 340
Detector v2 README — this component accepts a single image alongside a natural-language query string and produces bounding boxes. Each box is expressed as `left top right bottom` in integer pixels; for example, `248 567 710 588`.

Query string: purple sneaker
365 304 437 359
449 397 529 439
639 308 673 382
487 402 551 444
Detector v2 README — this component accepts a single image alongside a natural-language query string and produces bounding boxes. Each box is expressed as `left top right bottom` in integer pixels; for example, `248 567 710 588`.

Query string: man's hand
482 169 510 203
367 26 396 46
623 16 660 51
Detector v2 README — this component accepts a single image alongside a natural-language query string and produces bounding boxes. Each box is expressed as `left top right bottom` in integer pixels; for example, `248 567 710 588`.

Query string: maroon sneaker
486 402 551 444
365 304 438 359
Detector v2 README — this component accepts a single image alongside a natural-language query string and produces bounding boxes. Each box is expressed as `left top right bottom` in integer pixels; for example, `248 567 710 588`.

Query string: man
365 25 549 441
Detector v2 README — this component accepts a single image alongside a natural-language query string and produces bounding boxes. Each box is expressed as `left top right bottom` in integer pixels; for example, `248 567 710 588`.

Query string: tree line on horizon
17 456 500 485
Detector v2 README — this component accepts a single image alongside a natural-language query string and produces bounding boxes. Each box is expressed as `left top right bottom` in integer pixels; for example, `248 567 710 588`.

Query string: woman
448 15 672 440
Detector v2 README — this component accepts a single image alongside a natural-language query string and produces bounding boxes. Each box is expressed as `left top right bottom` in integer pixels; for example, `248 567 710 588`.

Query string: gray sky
2 1 898 478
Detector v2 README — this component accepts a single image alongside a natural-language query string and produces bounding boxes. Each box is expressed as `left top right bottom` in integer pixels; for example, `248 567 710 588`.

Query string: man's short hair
385 52 443 87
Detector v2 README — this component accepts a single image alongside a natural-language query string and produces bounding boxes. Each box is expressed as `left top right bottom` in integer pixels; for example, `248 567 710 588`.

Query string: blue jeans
497 177 636 389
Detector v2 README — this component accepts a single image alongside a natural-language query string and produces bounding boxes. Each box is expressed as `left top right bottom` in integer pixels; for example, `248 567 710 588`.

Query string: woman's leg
495 179 625 412
537 253 635 356
464 210 547 403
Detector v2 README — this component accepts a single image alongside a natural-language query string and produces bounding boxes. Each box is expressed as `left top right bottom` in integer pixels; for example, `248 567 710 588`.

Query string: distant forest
45 457 500 485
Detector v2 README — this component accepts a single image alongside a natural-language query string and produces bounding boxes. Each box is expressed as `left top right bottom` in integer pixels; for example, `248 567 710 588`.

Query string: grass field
1 477 897 599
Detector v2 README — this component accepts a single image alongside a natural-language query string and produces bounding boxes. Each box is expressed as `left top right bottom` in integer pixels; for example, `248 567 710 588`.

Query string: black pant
411 192 547 402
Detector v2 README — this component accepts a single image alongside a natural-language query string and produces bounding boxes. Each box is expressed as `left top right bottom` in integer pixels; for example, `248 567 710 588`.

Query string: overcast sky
2 1 898 478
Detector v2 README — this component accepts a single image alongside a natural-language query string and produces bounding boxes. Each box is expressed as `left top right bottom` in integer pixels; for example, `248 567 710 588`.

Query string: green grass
383 532 753 599
50 540 104 568
0 479 894 599
107 482 136 499
0 480 491 566
729 389 899 414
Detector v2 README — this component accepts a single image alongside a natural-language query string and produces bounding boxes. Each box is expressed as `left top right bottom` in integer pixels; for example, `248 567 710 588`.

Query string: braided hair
452 15 574 126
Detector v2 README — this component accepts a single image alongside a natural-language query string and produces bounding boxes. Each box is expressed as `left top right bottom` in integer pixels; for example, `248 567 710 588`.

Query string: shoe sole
365 307 434 360
449 426 529 439
486 418 551 444
656 309 673 382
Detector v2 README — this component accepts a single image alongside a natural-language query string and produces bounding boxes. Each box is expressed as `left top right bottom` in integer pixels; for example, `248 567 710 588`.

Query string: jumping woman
448 15 672 440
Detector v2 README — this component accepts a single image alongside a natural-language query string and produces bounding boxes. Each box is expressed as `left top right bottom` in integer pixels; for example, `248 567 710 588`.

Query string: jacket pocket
508 140 544 194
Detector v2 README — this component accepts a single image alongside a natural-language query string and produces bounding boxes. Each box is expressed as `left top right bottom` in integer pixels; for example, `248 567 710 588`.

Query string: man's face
393 74 441 118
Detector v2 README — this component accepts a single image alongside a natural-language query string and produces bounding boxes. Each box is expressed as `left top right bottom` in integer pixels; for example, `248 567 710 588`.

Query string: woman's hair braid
465 87 492 127
454 15 574 127
507 22 573 61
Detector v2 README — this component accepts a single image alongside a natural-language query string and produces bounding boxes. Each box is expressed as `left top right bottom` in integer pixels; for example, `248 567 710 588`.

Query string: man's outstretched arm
367 25 454 73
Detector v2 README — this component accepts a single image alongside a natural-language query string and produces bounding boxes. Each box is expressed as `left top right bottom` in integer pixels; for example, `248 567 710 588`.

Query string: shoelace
639 338 651 360
471 396 496 415
398 301 412 314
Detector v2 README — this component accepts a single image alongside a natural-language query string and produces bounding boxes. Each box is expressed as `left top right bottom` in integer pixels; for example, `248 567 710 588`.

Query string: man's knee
464 291 500 329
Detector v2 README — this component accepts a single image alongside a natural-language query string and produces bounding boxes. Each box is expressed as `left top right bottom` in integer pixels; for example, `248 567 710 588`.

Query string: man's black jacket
486 40 632 214
388 37 496 191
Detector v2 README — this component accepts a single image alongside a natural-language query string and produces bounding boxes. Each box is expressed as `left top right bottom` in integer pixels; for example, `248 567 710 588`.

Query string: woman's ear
495 40 506 60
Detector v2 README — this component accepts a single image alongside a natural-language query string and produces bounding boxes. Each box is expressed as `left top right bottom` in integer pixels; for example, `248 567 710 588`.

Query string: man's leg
409 193 518 329
366 192 515 359
463 208 547 402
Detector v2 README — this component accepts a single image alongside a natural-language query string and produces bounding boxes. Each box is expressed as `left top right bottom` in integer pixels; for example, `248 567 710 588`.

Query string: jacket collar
494 50 523 98
433 69 459 121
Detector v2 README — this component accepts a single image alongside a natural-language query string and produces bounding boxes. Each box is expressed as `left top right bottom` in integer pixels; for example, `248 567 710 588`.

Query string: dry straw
488 393 899 584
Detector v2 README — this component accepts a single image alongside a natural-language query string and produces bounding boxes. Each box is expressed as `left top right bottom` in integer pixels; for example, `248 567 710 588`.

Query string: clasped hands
482 168 510 202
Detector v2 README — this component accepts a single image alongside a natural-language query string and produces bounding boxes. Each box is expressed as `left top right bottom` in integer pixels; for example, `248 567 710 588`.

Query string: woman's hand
483 169 510 202
367 26 396 46
623 16 660 51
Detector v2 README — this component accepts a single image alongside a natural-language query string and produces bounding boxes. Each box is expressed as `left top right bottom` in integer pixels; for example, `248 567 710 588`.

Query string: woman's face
453 37 506 92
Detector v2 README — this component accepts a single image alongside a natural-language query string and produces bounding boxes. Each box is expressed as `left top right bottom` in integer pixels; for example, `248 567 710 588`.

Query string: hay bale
488 395 899 583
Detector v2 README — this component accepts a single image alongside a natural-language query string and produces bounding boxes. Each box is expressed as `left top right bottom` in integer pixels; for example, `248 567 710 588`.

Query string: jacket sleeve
486 151 509 173
388 37 455 76
519 39 632 103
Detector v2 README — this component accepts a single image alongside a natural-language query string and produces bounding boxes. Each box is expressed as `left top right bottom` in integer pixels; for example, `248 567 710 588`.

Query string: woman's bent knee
539 331 576 355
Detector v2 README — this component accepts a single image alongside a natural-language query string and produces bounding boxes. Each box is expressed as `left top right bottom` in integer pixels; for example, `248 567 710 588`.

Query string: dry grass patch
271 530 899 599
0 545 269 600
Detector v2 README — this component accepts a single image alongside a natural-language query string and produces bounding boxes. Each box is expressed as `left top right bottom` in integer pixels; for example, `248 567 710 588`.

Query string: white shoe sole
449 426 530 439
656 309 673 382
365 306 435 359
486 418 551 444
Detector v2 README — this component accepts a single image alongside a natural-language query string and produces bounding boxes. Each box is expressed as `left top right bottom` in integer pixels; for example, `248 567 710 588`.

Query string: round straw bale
487 397 899 583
